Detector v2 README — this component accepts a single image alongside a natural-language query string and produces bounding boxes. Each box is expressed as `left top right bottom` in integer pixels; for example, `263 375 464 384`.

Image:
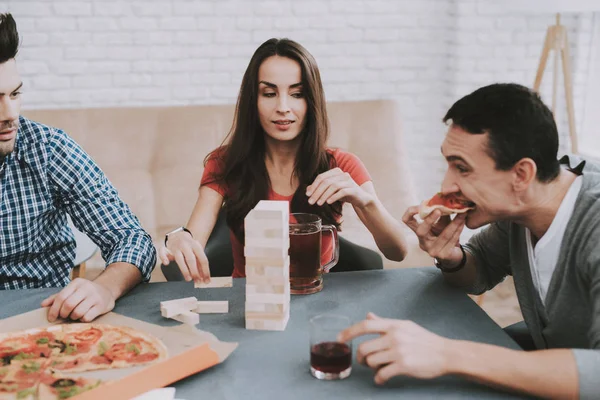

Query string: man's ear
512 158 537 191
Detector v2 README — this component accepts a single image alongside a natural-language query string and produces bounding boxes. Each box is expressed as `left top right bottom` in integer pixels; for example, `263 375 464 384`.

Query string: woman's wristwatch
434 244 467 273
164 227 193 246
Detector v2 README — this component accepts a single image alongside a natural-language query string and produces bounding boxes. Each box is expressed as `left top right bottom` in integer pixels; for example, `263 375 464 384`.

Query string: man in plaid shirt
0 14 156 322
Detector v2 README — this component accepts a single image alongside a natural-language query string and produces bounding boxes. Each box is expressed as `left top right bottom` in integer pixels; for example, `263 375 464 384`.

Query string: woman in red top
159 38 407 281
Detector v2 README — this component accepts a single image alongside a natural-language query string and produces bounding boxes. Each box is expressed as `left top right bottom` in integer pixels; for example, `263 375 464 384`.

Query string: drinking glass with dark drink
309 314 352 380
289 213 339 295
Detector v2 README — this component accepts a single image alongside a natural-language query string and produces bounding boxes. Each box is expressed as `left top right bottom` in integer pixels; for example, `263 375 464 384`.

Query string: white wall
2 0 597 199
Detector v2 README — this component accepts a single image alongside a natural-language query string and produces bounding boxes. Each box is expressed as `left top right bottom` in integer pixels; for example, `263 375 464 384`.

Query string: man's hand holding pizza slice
402 192 475 270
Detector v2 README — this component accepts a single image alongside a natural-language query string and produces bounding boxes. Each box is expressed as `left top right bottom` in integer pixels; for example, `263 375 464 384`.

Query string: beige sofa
23 100 432 281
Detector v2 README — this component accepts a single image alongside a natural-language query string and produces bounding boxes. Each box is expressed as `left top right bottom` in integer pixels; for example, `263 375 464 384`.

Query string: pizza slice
0 359 51 400
37 371 102 400
88 326 167 370
0 326 69 368
49 325 167 373
419 192 475 219
0 378 38 400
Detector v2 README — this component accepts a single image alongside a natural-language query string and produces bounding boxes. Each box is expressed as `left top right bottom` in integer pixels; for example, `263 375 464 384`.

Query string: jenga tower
244 200 290 331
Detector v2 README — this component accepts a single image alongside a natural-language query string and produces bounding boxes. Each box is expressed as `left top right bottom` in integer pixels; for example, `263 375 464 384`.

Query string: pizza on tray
0 323 168 399
419 192 475 219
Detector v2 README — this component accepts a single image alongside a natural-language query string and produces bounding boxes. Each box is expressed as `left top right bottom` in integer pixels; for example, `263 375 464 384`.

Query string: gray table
0 268 531 399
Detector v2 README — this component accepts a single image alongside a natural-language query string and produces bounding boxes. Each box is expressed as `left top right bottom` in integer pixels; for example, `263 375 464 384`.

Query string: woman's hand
158 231 211 284
306 167 373 209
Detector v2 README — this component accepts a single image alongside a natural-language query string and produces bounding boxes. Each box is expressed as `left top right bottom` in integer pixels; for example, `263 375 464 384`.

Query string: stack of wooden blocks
244 200 291 331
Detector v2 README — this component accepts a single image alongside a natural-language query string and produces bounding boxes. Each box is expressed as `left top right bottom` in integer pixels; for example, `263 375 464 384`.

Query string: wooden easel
533 13 578 154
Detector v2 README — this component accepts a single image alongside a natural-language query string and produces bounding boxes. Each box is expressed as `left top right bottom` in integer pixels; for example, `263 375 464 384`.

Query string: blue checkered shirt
0 116 156 289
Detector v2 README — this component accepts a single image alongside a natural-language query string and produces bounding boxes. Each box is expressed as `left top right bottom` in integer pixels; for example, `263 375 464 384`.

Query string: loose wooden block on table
194 276 233 288
171 311 200 326
160 297 197 318
194 301 229 314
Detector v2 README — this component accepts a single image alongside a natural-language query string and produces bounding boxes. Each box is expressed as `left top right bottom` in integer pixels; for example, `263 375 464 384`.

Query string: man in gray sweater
340 83 599 399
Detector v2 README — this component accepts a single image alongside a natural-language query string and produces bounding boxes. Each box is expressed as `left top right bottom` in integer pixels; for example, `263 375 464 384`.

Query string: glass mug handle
321 225 339 273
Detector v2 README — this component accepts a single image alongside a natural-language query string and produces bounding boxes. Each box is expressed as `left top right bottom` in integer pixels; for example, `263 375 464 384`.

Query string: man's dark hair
443 83 561 183
0 13 19 64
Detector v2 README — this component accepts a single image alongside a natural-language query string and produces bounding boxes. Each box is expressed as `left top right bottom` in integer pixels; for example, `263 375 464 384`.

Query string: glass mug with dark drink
289 213 339 295
309 314 352 380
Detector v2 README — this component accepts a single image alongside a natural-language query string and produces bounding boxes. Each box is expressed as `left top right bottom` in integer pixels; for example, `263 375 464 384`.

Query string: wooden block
245 201 289 227
171 311 199 326
245 236 289 249
245 310 289 320
244 226 288 239
245 218 288 231
246 273 289 286
160 297 197 318
245 255 290 269
247 208 286 219
246 283 289 295
194 276 233 288
254 200 289 213
245 313 290 331
194 301 229 314
244 245 288 260
246 265 290 280
246 291 290 305
245 302 287 314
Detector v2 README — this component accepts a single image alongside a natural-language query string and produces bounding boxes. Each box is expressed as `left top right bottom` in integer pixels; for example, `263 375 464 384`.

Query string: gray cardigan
464 155 600 399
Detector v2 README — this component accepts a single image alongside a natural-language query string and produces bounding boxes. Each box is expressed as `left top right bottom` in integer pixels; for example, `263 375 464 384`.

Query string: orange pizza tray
0 308 238 399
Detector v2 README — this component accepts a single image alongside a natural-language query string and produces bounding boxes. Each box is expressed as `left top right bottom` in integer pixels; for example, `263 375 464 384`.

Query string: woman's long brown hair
204 38 342 240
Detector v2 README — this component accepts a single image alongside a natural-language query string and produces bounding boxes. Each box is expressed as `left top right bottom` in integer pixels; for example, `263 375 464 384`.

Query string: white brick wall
2 0 597 200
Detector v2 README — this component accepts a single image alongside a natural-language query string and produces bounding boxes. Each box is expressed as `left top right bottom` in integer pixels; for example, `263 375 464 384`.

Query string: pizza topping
72 328 102 344
90 355 111 365
0 380 33 393
48 340 67 353
51 378 76 388
97 341 108 356
126 344 141 355
103 343 138 361
29 331 56 344
57 386 80 399
51 359 81 370
12 352 35 361
427 193 475 209
47 378 102 399
16 387 36 399
0 382 18 393
132 352 159 363
20 361 41 374
64 343 77 355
